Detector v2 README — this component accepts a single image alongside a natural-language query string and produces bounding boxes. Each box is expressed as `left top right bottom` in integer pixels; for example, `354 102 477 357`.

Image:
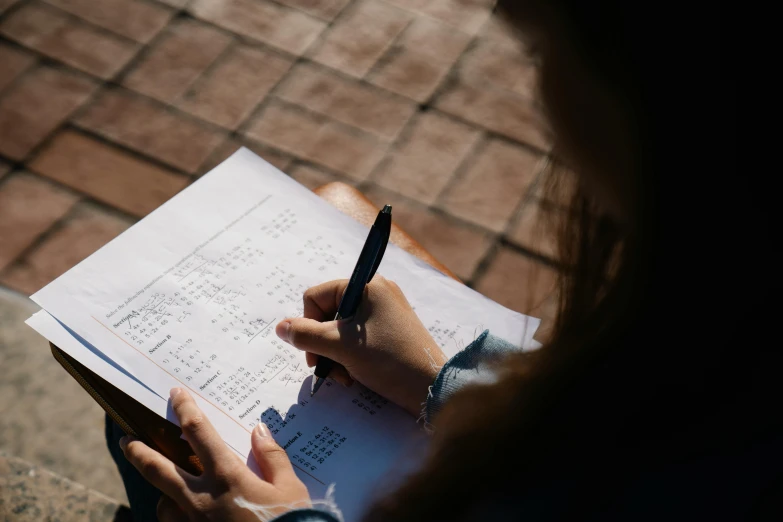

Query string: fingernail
276 320 291 343
119 436 132 450
255 422 270 438
170 387 181 400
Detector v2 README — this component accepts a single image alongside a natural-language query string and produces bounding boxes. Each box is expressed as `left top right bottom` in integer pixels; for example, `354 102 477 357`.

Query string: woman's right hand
275 276 446 417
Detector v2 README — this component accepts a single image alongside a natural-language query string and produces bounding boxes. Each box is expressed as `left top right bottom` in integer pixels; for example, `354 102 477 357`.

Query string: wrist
401 341 444 417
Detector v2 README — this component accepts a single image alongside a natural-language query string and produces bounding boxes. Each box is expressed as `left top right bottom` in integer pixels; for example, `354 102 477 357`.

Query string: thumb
251 423 295 484
276 318 345 359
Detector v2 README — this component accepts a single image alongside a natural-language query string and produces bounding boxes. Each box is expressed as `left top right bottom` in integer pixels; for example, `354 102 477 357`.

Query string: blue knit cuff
425 330 519 424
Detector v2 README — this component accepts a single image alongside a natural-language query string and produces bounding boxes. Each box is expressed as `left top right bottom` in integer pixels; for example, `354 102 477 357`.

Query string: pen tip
311 377 323 396
382 205 392 214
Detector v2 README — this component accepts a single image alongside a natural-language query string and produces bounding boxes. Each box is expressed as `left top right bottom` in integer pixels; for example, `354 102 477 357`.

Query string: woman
113 0 776 520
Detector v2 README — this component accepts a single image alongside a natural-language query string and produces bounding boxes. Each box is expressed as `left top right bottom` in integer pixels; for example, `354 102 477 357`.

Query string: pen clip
367 217 390 283
366 239 387 283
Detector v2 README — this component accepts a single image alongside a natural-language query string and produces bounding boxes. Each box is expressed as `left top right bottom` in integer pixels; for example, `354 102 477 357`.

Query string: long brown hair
363 1 766 520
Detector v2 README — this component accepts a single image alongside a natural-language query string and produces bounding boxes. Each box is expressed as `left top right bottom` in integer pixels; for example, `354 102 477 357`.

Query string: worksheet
31 149 540 520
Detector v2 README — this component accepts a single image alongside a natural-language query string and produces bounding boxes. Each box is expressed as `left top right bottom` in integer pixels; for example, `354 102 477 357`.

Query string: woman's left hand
120 387 311 521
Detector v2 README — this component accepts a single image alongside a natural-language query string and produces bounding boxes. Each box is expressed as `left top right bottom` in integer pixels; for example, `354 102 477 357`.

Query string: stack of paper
26 149 540 520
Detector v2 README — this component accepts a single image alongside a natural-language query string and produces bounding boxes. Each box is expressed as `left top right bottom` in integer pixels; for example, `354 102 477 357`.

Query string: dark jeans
105 414 162 522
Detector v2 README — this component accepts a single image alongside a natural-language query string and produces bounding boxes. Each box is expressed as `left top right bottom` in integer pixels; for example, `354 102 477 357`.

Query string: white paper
27 310 286 462
30 148 539 520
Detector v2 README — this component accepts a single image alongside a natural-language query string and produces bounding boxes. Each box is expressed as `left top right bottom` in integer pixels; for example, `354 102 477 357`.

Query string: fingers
157 495 188 522
276 318 345 360
170 388 236 474
305 351 352 385
251 423 297 485
120 437 191 507
302 279 349 321
330 365 354 386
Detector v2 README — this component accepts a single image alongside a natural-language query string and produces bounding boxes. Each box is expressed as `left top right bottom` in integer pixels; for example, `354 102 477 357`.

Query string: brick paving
0 0 561 323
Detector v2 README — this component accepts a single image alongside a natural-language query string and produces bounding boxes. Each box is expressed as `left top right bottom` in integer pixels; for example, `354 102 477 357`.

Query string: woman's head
365 1 739 520
489 0 656 349
500 0 646 225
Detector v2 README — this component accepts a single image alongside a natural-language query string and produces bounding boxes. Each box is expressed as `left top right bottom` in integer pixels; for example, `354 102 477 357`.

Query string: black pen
310 205 392 396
